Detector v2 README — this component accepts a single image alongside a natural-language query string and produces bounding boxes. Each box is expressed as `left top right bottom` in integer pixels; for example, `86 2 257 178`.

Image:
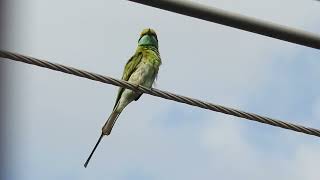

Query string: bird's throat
138 35 158 48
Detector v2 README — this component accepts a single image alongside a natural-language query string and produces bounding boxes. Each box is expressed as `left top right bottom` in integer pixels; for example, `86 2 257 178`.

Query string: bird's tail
84 111 121 168
102 110 121 136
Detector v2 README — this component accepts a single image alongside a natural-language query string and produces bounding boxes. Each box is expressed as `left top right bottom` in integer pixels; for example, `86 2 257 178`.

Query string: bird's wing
112 52 143 110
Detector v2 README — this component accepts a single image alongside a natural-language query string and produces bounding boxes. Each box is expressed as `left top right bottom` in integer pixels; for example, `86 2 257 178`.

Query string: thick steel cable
1 50 320 138
128 0 320 49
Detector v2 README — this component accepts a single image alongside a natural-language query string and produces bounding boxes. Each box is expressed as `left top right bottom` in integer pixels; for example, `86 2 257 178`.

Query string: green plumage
104 31 161 135
113 45 161 110
112 52 143 110
84 29 162 168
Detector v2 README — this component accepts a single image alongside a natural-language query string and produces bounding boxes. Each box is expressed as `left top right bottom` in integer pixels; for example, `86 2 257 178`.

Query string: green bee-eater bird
84 28 161 167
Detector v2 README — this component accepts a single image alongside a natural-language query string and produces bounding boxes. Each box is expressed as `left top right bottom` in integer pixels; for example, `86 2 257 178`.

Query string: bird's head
138 28 158 48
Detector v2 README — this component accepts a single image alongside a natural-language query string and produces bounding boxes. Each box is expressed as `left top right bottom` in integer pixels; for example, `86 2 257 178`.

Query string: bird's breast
128 63 157 88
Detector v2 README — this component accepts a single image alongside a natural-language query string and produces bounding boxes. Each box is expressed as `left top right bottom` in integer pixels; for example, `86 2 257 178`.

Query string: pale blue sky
3 0 320 179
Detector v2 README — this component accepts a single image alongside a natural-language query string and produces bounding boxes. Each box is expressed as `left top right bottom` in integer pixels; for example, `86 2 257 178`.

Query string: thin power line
128 0 320 49
1 50 320 138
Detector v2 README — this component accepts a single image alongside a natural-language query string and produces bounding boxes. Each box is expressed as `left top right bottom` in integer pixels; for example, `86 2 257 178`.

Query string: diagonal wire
1 50 320 138
128 0 320 49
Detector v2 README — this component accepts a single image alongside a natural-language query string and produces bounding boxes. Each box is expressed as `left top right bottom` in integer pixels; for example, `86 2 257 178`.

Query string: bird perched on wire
84 28 162 167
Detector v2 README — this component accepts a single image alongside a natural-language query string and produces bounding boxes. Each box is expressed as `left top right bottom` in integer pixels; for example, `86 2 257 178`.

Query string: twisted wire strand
1 50 320 137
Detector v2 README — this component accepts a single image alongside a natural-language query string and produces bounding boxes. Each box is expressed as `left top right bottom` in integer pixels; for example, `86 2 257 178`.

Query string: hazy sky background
2 0 320 179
